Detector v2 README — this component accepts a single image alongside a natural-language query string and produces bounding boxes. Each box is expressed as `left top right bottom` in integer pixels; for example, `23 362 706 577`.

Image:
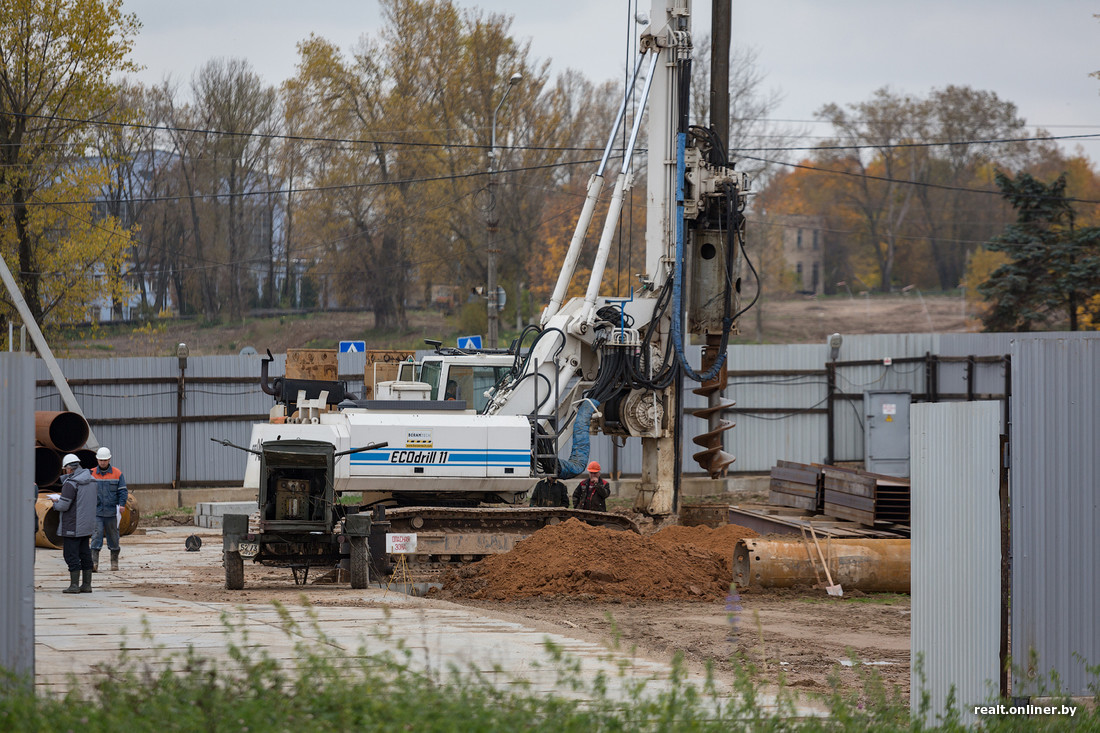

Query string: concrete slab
32 528 817 715
194 501 258 528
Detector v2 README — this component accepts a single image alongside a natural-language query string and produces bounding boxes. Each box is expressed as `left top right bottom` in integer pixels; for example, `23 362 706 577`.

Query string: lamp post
486 72 522 349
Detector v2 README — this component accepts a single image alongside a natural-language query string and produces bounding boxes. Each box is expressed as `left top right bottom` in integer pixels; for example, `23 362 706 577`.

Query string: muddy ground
127 524 911 704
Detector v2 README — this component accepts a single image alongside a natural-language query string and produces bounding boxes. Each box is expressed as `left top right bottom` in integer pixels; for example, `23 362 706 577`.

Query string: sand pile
443 518 756 601
651 523 758 574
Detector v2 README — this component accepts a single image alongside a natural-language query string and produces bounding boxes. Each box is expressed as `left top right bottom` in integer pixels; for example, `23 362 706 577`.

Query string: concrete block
194 502 257 528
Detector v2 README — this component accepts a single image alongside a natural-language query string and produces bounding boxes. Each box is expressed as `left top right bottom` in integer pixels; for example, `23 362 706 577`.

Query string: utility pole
487 72 522 349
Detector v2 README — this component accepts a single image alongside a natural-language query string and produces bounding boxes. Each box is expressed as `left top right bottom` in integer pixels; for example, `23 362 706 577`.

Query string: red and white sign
386 533 417 554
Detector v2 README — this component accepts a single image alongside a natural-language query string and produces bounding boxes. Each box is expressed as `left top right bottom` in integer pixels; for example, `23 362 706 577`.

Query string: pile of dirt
442 518 754 601
651 523 758 574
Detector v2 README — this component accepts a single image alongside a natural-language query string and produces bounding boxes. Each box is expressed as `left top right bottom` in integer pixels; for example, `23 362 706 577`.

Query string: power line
734 131 1100 154
5 109 1098 158
0 156 605 209
0 110 613 155
741 154 1100 206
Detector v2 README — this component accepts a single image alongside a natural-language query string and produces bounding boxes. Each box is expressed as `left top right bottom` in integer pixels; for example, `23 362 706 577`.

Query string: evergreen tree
979 171 1100 331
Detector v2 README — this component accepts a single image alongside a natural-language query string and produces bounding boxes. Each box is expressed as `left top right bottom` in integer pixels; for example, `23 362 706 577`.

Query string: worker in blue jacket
90 446 127 572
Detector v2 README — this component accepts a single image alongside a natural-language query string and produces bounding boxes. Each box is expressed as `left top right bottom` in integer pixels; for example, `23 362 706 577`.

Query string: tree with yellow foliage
0 0 141 334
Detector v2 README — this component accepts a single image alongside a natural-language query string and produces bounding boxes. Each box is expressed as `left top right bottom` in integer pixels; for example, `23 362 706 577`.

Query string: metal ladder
529 357 562 477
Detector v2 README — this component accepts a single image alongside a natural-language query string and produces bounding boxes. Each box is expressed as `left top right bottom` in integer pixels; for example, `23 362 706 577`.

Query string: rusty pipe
35 496 62 549
119 494 141 536
35 493 140 549
75 448 98 469
733 538 910 593
34 411 89 452
35 444 61 486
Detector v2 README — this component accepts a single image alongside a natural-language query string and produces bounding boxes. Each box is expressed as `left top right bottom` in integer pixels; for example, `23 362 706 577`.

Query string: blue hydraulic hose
670 131 728 383
557 398 600 479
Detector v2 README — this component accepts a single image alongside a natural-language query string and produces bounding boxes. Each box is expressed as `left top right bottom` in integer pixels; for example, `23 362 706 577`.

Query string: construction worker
90 446 127 572
572 461 610 512
52 454 96 593
529 473 569 508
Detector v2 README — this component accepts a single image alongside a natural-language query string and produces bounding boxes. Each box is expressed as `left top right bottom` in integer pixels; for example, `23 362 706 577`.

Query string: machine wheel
225 550 244 590
350 537 369 589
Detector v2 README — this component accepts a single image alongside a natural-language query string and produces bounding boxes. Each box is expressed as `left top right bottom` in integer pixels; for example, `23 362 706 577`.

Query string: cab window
418 360 442 400
445 365 511 413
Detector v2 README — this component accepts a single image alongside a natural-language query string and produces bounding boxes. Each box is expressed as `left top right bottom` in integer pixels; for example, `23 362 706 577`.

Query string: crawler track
370 506 638 571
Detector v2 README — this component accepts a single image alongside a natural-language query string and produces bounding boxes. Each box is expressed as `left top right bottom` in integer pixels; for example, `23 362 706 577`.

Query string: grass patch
149 506 194 518
2 601 1095 730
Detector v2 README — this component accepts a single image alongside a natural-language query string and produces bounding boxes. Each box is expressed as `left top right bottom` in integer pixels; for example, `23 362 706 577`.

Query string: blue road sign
339 340 366 353
457 335 482 350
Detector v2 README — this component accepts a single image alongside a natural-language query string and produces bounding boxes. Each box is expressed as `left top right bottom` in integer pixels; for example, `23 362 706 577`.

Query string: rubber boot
63 571 81 594
80 568 93 593
91 549 100 573
110 551 119 571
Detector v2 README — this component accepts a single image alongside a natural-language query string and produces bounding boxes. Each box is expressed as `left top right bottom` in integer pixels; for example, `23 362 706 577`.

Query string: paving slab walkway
33 527 819 716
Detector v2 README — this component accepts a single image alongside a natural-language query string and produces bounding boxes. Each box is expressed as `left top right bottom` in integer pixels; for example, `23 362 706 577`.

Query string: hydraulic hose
557 398 600 479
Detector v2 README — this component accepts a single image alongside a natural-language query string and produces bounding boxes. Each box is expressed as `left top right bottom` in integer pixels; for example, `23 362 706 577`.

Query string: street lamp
486 71 522 349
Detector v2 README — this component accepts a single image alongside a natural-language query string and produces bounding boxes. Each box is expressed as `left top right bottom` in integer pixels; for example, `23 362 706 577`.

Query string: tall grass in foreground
1 602 1097 731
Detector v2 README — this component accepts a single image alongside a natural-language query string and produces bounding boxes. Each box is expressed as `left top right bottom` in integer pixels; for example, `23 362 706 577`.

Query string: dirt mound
651 523 758 573
442 518 734 601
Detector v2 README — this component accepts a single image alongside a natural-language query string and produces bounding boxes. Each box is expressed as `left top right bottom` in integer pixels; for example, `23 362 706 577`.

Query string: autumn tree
89 80 177 318
287 0 598 332
815 88 928 292
0 0 140 335
979 171 1100 331
161 59 277 320
907 86 1026 290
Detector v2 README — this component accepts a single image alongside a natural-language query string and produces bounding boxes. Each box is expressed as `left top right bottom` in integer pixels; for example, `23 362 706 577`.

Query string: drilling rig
219 0 748 587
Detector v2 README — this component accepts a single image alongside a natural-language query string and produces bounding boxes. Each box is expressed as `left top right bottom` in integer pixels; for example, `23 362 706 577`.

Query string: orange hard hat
586 461 600 473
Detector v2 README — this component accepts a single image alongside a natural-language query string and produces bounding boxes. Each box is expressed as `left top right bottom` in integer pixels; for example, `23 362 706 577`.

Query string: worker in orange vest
572 461 610 512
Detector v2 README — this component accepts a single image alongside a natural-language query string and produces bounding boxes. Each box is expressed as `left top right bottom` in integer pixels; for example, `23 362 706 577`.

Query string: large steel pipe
733 538 910 593
34 494 140 549
34 411 90 452
35 444 61 486
35 496 62 549
119 494 141 536
75 448 98 469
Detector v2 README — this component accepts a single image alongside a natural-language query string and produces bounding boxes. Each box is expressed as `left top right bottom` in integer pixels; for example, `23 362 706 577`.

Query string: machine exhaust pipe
35 410 89 452
733 538 910 593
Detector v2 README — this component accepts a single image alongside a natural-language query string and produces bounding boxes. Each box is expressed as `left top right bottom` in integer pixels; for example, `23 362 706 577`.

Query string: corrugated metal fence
911 401 1002 724
29 333 1016 487
34 352 372 487
724 333 1011 472
1010 334 1100 698
1 354 35 682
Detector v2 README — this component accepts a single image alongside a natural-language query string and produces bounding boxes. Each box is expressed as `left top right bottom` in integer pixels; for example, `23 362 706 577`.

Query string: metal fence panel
0 354 35 681
911 401 1001 725
1011 334 1100 697
19 333 1027 491
725 344 827 471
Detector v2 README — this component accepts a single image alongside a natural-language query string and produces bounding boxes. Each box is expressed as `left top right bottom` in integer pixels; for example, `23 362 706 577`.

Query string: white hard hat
96 447 111 460
62 454 81 468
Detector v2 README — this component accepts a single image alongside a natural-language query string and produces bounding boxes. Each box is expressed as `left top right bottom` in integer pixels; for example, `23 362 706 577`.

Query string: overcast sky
120 0 1100 155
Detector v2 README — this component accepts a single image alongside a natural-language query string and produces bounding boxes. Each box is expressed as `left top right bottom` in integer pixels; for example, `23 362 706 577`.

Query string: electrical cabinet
864 391 911 477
